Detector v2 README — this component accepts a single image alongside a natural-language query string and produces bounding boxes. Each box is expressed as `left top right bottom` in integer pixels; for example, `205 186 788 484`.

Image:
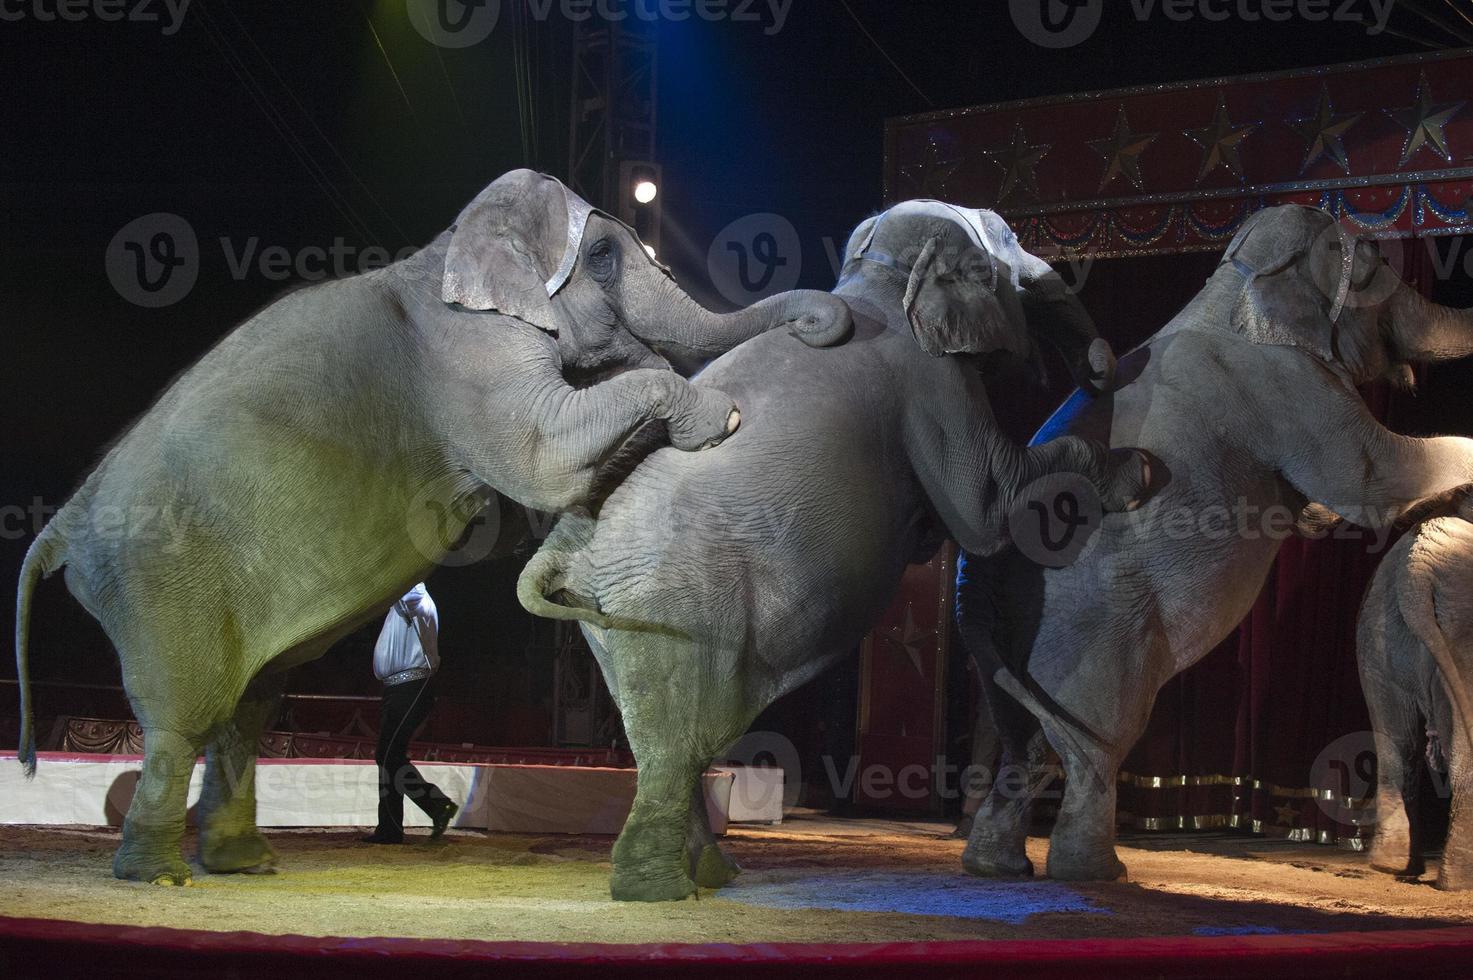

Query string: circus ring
4 809 1473 979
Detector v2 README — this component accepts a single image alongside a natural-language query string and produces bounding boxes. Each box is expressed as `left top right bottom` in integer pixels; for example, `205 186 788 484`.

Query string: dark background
1 2 1461 755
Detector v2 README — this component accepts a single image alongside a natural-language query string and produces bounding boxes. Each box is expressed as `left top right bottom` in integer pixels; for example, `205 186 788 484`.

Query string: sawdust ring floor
2 814 1470 943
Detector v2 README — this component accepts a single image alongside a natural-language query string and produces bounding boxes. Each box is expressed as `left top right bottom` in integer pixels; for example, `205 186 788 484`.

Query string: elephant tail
1397 520 1473 761
516 518 614 630
16 522 64 779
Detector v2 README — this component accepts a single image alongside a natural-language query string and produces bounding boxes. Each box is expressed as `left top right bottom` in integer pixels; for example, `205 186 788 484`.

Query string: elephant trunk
1018 261 1117 396
632 283 852 360
1389 283 1473 365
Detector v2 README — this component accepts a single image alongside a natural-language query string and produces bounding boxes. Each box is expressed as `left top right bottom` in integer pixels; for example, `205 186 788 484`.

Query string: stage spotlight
634 179 658 205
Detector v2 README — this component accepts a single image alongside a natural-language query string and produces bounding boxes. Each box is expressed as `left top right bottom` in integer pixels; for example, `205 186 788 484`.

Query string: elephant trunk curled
630 282 852 360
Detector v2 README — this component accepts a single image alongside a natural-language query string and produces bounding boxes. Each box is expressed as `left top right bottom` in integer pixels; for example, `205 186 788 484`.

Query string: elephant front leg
197 682 283 875
113 728 200 886
510 370 740 512
685 781 741 889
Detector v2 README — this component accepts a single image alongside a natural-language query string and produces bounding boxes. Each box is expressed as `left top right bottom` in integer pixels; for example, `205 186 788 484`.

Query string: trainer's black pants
375 676 452 836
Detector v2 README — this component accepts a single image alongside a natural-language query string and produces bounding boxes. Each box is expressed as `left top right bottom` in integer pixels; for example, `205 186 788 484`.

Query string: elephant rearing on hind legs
955 205 1473 884
520 200 1150 901
13 169 851 886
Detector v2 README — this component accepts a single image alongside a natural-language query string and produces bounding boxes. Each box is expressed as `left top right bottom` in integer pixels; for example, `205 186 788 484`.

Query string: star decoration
1274 803 1299 827
883 605 929 678
983 121 1051 203
1287 85 1362 175
1386 72 1465 167
898 135 964 199
1087 106 1158 192
1184 96 1260 184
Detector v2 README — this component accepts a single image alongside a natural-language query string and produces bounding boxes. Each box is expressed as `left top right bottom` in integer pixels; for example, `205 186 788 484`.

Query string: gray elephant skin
1357 494 1473 890
519 200 1149 902
955 205 1473 883
12 169 850 886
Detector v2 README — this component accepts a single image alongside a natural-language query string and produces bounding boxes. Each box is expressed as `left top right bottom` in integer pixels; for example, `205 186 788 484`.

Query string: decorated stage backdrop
878 48 1473 845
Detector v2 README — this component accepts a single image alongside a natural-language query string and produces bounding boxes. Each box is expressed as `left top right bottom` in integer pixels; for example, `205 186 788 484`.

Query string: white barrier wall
0 755 778 834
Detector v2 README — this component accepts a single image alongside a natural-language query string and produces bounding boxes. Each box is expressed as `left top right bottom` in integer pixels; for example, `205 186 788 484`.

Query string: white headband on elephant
1224 210 1357 325
851 200 1018 292
544 184 669 299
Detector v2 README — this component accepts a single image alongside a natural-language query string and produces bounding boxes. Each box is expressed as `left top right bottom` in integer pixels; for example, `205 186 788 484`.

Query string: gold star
899 136 964 199
884 605 929 678
1274 803 1298 827
1386 72 1465 167
1288 86 1362 175
1088 106 1157 192
984 121 1051 203
1184 96 1259 183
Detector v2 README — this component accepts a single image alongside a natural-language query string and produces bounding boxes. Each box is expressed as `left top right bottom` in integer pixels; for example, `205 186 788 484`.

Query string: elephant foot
1369 836 1423 879
610 866 698 903
952 814 976 840
668 389 741 452
113 846 194 887
692 843 742 889
200 831 278 875
961 843 1033 878
1046 849 1128 882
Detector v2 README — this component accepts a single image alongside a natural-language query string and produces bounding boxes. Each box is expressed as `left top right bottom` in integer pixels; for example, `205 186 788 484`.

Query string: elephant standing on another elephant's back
13 169 850 886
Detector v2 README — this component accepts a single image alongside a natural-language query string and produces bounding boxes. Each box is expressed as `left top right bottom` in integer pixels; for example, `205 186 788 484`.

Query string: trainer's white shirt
373 584 439 685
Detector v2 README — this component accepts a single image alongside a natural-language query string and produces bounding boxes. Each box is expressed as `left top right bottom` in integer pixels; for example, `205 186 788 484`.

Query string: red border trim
3 915 1472 979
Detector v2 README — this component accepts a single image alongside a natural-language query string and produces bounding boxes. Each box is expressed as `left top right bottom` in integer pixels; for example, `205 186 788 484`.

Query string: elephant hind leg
1435 722 1472 890
962 686 1050 879
1043 735 1128 882
607 633 752 902
686 781 741 889
198 674 285 874
113 726 201 886
1361 603 1427 878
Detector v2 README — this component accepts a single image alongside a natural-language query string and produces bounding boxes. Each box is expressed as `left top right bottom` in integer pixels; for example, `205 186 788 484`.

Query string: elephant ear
442 169 587 333
1227 212 1349 364
904 236 1023 358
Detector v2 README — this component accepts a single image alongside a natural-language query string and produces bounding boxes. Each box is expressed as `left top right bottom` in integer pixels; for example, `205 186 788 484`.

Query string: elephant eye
587 238 616 281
